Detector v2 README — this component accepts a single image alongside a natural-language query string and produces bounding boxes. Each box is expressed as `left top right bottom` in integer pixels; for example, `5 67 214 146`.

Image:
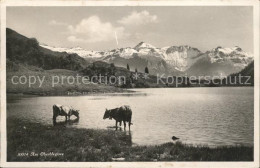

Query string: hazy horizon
7 6 253 53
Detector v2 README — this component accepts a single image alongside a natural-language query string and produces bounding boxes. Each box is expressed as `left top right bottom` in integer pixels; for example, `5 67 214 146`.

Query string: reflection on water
7 87 254 147
53 118 79 126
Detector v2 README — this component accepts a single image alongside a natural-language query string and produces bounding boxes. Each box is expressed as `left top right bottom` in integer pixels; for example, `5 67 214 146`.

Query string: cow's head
103 109 111 120
72 110 80 118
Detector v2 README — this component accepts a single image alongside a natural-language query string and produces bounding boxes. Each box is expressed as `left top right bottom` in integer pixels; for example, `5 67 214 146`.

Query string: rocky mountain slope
40 42 205 76
40 40 253 77
187 46 253 77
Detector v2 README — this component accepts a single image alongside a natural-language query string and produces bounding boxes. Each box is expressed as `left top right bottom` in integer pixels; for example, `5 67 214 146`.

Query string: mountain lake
7 87 254 147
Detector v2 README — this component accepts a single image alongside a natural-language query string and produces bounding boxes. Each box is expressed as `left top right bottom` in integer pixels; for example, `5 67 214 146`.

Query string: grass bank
7 118 253 161
7 69 127 96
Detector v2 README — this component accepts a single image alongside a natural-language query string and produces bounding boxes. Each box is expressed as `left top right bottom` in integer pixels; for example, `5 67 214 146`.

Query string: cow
53 104 79 123
103 105 133 130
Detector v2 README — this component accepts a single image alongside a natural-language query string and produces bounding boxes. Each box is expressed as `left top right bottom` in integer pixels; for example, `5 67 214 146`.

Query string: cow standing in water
103 105 133 130
53 104 79 123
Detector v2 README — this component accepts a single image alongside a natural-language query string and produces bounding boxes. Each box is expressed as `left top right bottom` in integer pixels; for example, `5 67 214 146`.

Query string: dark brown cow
103 105 133 130
53 104 79 123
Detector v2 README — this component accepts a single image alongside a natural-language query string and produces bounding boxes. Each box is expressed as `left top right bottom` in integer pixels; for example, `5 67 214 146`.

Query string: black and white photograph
0 1 259 168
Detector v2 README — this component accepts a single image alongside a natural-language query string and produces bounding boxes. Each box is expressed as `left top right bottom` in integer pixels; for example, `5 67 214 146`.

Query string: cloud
67 16 126 43
118 10 158 26
49 20 68 26
66 11 158 44
67 36 85 42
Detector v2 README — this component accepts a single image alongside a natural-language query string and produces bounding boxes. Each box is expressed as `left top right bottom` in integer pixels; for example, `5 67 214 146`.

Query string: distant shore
6 89 132 96
7 118 253 161
6 69 131 96
7 67 254 96
6 85 253 96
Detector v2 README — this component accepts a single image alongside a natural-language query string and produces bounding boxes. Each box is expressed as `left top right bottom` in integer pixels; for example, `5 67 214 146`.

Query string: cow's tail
129 119 133 125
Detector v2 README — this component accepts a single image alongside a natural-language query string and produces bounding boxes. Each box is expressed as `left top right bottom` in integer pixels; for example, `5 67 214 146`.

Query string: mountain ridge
40 41 253 77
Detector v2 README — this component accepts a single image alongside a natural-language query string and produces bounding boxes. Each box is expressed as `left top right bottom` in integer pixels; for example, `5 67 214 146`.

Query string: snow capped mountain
131 42 162 57
103 47 138 61
102 43 205 75
187 46 253 77
162 46 202 71
40 44 107 59
134 41 156 50
208 46 253 67
40 42 254 76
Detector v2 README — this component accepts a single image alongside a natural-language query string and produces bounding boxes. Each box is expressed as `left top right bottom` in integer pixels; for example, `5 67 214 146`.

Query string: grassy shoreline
6 89 132 96
7 118 253 161
6 85 253 97
7 69 254 96
7 69 130 96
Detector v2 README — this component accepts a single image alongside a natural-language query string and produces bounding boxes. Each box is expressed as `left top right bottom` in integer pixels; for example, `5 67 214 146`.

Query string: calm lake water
7 87 254 147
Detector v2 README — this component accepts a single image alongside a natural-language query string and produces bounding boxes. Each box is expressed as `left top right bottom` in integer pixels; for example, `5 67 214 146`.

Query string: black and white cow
103 105 133 130
53 104 79 122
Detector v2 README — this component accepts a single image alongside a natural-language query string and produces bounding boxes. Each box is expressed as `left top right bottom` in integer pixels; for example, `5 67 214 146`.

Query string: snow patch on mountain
134 42 156 50
208 46 253 67
112 47 137 58
162 46 202 71
40 44 106 58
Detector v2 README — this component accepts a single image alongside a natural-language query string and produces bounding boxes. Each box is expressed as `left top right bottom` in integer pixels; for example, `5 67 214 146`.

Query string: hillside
6 68 124 95
225 61 254 86
6 28 124 95
81 61 192 88
7 28 89 71
209 61 254 86
237 61 254 77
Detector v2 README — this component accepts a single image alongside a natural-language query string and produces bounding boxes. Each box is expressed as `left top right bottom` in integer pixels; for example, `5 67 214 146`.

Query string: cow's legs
53 115 57 125
119 121 122 126
128 121 131 131
115 120 118 130
65 115 68 121
123 121 126 130
68 115 70 120
53 115 56 122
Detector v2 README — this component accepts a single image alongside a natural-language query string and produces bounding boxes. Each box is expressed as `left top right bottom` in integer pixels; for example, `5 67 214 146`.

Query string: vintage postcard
0 0 259 168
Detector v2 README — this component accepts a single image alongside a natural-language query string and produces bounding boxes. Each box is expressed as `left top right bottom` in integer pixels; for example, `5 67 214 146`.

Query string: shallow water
7 87 254 147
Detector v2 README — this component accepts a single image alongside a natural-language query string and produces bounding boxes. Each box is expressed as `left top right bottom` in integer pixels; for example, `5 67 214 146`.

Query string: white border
0 1 259 168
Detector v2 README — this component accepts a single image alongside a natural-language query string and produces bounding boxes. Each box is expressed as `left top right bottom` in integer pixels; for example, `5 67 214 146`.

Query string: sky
7 6 253 52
